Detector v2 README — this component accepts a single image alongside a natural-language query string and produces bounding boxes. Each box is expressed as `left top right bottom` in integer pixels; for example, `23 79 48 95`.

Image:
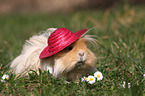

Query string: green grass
0 4 145 96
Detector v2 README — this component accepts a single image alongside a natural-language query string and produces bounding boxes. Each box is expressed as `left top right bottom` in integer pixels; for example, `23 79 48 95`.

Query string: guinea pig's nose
78 52 84 56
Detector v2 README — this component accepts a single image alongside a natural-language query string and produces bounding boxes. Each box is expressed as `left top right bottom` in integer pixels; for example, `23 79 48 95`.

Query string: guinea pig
10 28 97 81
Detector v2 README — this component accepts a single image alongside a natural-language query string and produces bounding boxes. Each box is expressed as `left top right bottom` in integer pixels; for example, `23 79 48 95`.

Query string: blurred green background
0 0 145 14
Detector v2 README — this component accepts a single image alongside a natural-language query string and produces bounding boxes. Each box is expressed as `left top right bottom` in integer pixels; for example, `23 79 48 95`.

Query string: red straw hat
39 28 87 59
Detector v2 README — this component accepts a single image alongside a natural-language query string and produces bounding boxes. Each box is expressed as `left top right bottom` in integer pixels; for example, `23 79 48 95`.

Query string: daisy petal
94 71 103 81
87 76 96 84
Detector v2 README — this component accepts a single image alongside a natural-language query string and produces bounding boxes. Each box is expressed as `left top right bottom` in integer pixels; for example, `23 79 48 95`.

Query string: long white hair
10 28 98 77
10 28 57 76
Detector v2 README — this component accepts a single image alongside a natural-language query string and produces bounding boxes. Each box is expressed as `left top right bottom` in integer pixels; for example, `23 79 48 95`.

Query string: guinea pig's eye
68 46 73 51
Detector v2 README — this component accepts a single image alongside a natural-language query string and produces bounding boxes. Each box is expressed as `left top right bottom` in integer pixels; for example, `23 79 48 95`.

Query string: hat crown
39 28 87 59
48 28 77 52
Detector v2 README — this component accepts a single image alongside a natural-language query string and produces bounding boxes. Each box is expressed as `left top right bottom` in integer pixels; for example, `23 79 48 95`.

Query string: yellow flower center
90 78 93 81
97 74 100 78
85 78 87 80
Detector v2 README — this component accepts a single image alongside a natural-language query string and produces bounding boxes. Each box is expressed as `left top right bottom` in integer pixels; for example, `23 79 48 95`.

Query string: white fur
10 28 57 76
10 28 97 78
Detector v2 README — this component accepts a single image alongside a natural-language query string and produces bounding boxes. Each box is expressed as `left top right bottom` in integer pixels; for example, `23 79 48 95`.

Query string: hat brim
39 29 87 59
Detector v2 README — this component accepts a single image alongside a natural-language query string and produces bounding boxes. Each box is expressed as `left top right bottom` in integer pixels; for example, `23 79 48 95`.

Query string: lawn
0 3 145 96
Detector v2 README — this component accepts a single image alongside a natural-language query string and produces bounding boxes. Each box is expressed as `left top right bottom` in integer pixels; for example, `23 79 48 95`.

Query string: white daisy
128 83 131 88
81 76 87 82
122 81 126 88
1 74 9 82
122 81 131 88
87 76 96 84
94 71 103 81
143 74 145 77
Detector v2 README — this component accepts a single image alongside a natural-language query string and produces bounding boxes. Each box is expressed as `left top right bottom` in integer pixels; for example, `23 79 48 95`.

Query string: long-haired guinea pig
10 28 97 81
